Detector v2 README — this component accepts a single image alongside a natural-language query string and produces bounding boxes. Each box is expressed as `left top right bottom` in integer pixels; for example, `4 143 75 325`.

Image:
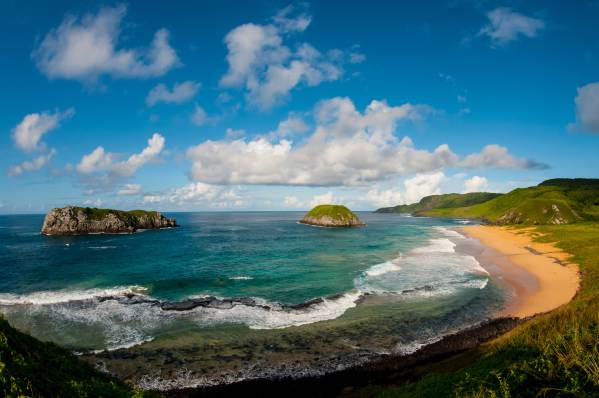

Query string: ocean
0 212 507 387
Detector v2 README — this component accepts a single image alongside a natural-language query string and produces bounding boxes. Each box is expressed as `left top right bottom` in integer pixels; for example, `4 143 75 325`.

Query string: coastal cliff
300 204 365 227
41 206 178 235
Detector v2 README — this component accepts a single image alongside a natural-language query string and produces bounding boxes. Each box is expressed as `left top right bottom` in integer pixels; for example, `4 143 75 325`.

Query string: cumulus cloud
479 8 544 45
33 5 180 82
219 6 345 110
11 108 74 152
283 195 302 207
572 82 599 134
117 183 142 196
191 105 208 126
463 175 489 193
77 133 165 177
76 133 164 192
187 97 542 187
460 144 548 169
142 182 243 208
310 191 340 207
8 150 56 177
366 188 403 207
403 172 445 204
146 81 200 106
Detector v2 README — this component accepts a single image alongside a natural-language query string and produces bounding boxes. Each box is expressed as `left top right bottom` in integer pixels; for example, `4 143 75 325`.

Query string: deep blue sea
0 212 505 365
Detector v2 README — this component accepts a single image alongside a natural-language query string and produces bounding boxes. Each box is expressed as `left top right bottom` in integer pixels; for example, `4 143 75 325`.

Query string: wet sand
461 226 579 318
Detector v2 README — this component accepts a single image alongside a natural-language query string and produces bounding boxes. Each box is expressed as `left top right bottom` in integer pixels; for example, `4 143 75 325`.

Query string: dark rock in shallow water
41 205 178 235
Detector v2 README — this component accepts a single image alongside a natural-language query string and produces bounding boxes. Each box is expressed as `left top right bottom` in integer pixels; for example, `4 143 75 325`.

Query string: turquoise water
0 212 500 356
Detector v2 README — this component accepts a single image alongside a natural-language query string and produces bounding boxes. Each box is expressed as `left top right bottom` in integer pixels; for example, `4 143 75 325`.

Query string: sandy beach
462 225 579 318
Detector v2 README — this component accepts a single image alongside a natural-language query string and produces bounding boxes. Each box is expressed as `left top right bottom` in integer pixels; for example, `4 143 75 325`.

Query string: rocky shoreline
161 316 523 397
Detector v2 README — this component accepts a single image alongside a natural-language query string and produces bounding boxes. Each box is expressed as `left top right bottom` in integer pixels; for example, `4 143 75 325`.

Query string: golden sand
462 226 579 318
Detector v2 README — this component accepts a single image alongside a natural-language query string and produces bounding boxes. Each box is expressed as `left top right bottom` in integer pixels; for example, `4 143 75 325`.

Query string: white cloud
146 81 200 106
310 191 339 207
187 97 541 186
572 82 599 134
349 52 366 64
117 183 142 196
403 172 445 204
11 109 74 152
461 144 547 169
33 5 180 82
142 182 243 208
366 188 403 207
191 105 208 126
8 150 56 177
270 115 309 138
283 195 302 207
479 8 545 45
219 6 344 110
79 133 164 176
463 176 489 193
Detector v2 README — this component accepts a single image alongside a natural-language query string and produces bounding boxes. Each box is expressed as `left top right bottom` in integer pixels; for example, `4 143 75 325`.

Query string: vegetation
0 316 150 397
377 179 599 225
76 207 160 222
375 192 502 214
373 222 599 397
303 204 363 223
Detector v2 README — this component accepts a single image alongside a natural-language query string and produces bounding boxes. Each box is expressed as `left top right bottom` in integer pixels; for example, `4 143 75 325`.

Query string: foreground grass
376 223 599 397
0 316 150 397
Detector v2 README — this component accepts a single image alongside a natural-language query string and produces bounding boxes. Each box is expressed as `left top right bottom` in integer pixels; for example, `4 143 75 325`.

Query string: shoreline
460 225 579 318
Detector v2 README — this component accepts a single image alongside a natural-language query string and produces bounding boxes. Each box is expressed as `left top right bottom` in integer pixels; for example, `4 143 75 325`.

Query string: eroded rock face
41 206 178 235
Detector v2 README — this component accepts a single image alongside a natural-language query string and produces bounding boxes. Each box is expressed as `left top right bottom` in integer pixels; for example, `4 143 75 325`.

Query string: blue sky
1 0 598 214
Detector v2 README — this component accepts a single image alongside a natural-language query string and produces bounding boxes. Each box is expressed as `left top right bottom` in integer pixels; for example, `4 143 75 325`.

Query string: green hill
425 178 599 224
0 316 146 397
375 192 503 214
300 204 365 227
376 179 599 225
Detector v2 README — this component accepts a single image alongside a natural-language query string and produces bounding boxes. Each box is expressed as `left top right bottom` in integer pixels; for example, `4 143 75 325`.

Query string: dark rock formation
41 206 178 235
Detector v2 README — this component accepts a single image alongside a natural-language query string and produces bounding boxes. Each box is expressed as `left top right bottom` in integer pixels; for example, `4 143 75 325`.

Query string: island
299 204 365 227
41 206 178 235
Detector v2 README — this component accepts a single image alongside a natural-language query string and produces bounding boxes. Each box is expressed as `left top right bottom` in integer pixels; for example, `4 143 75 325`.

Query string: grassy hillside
378 179 599 225
304 204 359 222
0 316 148 397
370 223 599 397
76 207 160 222
375 193 502 214
424 179 599 225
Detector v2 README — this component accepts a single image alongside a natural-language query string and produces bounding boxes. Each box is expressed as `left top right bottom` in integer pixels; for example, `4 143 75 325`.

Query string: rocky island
299 204 365 227
41 206 178 235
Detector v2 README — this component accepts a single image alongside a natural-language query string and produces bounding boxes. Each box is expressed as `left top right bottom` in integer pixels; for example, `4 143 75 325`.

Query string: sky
1 0 599 214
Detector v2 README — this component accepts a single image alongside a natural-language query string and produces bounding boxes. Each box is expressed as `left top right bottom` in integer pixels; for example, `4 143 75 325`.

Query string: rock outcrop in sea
299 204 365 227
41 206 178 235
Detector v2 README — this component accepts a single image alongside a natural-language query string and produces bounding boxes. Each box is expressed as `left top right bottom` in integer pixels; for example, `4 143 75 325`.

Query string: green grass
0 316 152 397
305 204 360 222
375 192 502 214
74 207 160 223
400 179 599 225
371 222 599 397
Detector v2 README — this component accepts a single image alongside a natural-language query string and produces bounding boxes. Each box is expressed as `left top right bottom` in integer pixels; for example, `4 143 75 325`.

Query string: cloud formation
572 82 599 134
143 182 243 208
33 5 180 82
75 133 165 193
117 183 142 196
219 6 345 110
146 81 200 106
479 8 545 45
11 109 74 152
463 175 489 193
186 97 544 186
8 150 57 177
